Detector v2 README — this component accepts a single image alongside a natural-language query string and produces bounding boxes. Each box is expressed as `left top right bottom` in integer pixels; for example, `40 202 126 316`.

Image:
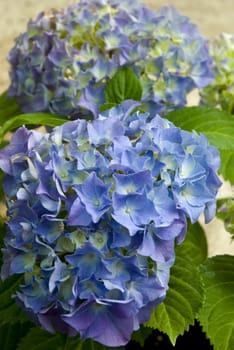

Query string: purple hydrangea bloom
8 0 213 118
0 102 221 346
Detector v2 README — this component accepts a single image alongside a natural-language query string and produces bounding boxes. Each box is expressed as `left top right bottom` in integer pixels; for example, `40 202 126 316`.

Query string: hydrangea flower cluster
200 33 234 114
8 0 213 118
0 102 221 346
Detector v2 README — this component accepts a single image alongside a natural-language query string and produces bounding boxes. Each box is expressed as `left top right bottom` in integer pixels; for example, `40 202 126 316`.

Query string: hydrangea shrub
200 33 234 114
8 0 213 118
0 102 221 346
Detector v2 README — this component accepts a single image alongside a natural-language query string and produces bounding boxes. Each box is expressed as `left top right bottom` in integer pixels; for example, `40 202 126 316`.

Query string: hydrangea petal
62 299 137 347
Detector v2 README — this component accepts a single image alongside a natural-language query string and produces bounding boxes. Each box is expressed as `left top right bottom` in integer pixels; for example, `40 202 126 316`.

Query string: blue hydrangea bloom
8 0 213 118
0 102 221 346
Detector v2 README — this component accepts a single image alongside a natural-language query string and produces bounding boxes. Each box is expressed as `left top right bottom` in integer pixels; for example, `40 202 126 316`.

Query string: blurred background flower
7 0 213 118
200 33 234 114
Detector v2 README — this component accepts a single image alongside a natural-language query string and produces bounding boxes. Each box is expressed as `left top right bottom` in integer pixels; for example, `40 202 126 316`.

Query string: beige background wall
0 0 233 256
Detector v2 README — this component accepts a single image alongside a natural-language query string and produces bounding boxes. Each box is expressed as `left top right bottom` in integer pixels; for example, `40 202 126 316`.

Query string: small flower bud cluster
200 33 234 114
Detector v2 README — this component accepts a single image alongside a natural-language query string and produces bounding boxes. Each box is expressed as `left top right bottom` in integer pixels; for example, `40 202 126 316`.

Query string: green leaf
0 170 6 200
16 328 125 350
0 221 6 266
0 113 67 141
16 328 64 350
0 91 22 123
0 274 29 325
145 225 206 344
77 339 124 350
198 255 234 350
165 106 234 151
105 67 142 105
219 150 234 183
146 255 203 345
99 102 118 112
0 322 31 350
131 326 153 347
176 222 208 264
